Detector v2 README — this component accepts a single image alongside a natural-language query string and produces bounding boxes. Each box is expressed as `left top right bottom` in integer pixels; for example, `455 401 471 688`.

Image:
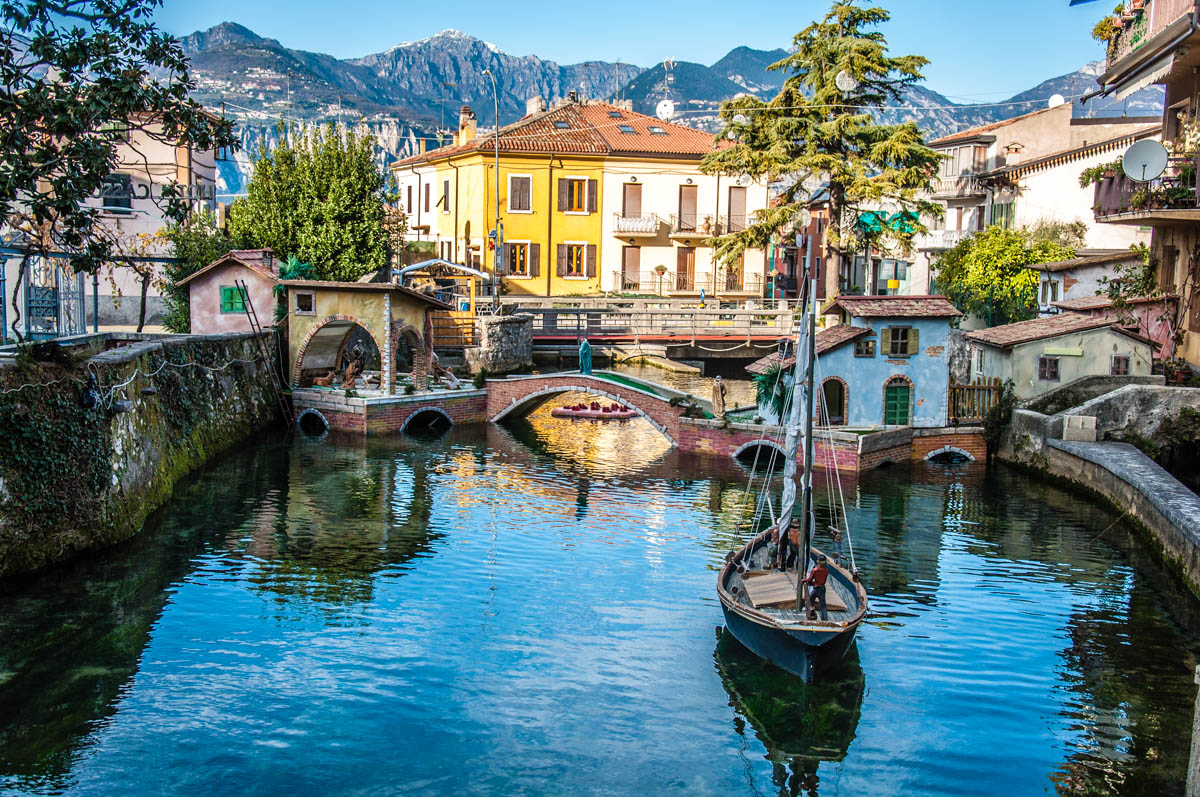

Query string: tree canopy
0 0 237 274
227 123 395 282
701 0 942 297
932 225 1077 326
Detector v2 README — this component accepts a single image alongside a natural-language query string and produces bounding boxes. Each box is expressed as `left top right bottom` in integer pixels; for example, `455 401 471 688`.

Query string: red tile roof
745 326 872 375
963 313 1148 348
176 249 277 286
1051 294 1175 311
823 295 961 319
395 101 727 166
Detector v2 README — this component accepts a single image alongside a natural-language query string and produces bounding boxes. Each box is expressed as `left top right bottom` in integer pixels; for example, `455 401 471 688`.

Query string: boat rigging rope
813 356 857 574
737 358 791 533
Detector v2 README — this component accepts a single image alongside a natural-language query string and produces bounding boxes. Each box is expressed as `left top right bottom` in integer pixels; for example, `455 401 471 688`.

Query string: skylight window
617 124 636 134
608 111 623 118
648 126 667 135
553 120 570 129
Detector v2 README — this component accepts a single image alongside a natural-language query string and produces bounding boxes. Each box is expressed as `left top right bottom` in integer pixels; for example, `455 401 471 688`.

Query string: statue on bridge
713 374 727 419
578 337 593 376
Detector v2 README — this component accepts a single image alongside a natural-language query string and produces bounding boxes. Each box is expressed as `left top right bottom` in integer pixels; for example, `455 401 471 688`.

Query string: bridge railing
521 307 799 340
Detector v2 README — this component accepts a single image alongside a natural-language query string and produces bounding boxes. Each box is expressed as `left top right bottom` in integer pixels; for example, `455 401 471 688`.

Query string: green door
884 382 910 426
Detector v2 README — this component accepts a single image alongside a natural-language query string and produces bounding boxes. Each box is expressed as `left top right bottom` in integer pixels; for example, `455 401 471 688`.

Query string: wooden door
678 184 698 230
676 247 695 290
622 246 640 289
623 183 642 217
884 381 910 425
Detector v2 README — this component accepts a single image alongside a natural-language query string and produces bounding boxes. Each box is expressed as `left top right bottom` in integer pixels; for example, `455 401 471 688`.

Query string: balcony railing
670 213 724 237
1107 0 1196 68
915 229 974 250
726 214 747 233
930 176 986 198
1093 155 1200 219
613 212 660 236
624 270 764 295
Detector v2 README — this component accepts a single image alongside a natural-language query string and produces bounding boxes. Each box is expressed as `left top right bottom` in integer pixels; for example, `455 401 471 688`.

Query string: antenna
1122 139 1169 182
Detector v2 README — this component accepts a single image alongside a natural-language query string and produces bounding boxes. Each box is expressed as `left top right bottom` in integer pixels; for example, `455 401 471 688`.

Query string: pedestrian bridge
486 371 713 446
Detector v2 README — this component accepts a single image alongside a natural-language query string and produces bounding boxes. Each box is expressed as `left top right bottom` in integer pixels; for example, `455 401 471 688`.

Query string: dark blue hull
720 603 859 683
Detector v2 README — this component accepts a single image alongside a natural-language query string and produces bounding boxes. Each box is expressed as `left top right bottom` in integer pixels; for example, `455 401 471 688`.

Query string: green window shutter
908 327 919 355
220 285 244 313
881 327 892 355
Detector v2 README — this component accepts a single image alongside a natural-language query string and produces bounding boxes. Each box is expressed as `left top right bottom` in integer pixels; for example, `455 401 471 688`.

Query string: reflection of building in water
714 629 863 795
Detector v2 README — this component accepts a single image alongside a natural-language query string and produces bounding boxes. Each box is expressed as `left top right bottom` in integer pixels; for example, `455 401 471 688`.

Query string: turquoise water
1 406 1198 795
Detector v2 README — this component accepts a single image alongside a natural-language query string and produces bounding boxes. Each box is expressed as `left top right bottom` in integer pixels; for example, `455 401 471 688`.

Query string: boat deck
726 543 860 626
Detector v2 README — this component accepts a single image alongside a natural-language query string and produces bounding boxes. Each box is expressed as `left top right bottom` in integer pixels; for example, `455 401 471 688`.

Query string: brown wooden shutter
586 245 597 278
521 178 531 210
587 179 598 213
530 243 540 277
908 327 919 355
503 244 513 274
881 327 892 355
556 244 568 276
623 183 641 216
557 179 568 211
424 183 431 213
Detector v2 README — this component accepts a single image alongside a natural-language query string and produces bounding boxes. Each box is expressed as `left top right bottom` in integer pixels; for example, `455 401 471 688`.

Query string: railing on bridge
522 307 798 341
949 379 1003 424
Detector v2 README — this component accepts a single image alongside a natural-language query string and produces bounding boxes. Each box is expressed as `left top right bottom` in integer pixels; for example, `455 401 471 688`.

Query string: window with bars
1038 355 1060 382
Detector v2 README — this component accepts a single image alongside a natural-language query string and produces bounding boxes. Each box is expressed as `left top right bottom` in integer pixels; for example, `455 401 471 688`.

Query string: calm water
2 405 1199 796
606 362 758 408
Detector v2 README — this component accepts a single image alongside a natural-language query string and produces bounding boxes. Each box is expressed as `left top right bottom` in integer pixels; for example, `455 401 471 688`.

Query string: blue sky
155 0 1107 102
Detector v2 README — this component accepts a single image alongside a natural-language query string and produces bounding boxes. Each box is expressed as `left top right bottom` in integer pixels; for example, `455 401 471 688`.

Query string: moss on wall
0 333 282 578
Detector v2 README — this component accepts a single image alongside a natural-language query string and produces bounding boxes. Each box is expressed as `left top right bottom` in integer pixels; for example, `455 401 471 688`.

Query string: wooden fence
949 378 1003 424
430 310 476 348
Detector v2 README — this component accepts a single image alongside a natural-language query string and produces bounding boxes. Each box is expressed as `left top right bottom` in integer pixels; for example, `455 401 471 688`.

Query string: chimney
567 90 579 104
457 105 477 145
526 95 547 116
418 137 427 154
616 99 633 112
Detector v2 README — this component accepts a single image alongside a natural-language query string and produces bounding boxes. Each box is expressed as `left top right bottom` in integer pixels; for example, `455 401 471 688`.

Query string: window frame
887 325 911 358
507 174 533 214
563 241 587 279
564 177 588 215
1038 355 1060 382
219 285 246 314
441 179 451 214
507 240 531 278
293 290 315 316
101 173 133 212
1110 354 1131 376
854 339 876 358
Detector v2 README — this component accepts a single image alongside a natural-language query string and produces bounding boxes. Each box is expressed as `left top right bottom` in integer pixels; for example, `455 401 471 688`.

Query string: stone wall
0 332 281 578
294 388 488 436
1022 374 1164 417
911 428 987 462
466 314 533 374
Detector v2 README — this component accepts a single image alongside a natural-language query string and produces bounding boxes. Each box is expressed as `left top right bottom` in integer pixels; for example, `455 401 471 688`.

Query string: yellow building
392 99 769 298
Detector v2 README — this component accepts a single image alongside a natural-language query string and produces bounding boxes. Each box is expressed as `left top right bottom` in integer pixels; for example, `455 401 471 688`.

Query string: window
566 178 587 213
991 201 1015 229
648 126 666 135
98 119 131 141
1111 354 1131 376
1160 245 1178 291
294 291 315 316
406 185 413 214
509 175 532 212
1038 355 1060 382
565 243 585 276
617 124 635 134
101 174 132 211
441 179 450 213
1041 279 1060 305
553 120 570 129
884 326 917 357
608 111 624 118
424 183 431 213
219 285 245 314
854 339 876 358
508 242 529 276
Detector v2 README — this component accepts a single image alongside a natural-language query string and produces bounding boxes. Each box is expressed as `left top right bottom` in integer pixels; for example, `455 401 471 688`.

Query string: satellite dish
1048 93 1066 109
835 70 859 93
1122 139 1169 182
656 99 676 121
737 174 752 187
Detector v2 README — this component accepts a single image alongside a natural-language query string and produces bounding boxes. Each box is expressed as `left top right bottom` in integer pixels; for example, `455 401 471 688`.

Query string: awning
1114 52 1176 101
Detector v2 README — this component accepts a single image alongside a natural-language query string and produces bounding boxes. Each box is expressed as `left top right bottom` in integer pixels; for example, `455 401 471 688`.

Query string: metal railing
1108 0 1195 67
670 213 724 236
915 229 974 250
930 176 986 198
612 270 640 291
613 212 660 235
521 306 799 340
1093 155 1199 217
949 380 1003 424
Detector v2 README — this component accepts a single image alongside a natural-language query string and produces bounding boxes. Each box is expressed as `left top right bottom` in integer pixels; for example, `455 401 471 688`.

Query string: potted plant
1129 187 1150 210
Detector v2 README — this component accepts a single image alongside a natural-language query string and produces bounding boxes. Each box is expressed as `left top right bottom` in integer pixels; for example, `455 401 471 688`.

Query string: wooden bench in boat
742 571 849 612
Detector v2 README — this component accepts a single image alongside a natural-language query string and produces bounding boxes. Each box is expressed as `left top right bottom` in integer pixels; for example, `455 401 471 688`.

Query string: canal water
2 407 1199 796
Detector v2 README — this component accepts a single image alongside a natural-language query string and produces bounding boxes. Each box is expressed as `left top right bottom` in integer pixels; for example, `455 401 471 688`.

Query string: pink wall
188 265 277 334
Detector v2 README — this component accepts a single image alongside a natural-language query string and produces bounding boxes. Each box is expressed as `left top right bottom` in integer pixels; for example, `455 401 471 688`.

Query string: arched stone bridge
486 371 707 446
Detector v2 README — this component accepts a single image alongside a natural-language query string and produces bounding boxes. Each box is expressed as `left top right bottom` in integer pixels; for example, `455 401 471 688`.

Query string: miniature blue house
748 295 962 428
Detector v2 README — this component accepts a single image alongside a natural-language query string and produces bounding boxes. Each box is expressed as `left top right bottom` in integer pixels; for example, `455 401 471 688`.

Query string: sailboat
716 270 868 682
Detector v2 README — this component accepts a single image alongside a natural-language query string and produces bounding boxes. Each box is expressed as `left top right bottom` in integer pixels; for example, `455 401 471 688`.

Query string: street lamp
482 68 502 309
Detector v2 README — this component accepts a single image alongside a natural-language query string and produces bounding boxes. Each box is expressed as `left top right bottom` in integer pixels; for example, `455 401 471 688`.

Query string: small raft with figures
550 401 638 421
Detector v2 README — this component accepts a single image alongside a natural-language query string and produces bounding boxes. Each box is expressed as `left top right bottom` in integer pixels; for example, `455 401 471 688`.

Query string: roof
964 313 1155 349
394 101 727 167
986 126 1160 180
822 295 961 319
176 249 276 286
1051 293 1177 311
1028 249 1137 273
928 105 1058 147
279 279 453 309
745 326 872 375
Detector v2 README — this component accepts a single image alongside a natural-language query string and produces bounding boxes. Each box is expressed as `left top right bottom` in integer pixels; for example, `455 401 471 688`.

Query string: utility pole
482 69 502 309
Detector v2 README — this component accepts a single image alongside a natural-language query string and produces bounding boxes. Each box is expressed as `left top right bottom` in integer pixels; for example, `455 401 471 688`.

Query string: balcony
612 212 661 237
1093 157 1200 225
1106 0 1196 76
930 176 986 199
670 213 724 239
620 269 764 295
915 229 974 251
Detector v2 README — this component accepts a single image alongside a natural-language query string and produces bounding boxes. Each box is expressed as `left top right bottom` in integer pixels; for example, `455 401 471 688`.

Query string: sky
153 0 1108 102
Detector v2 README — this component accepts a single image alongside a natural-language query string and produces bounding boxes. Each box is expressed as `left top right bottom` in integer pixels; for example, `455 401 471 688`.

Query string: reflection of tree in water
0 436 290 790
715 630 864 796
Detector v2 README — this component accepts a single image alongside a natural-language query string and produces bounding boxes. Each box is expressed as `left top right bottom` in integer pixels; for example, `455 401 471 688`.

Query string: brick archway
292 314 383 386
818 376 849 426
392 321 429 391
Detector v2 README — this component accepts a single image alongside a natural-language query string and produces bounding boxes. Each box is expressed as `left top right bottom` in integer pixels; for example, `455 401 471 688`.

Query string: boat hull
720 600 860 683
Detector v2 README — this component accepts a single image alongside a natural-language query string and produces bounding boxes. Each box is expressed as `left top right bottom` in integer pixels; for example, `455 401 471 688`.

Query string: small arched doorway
820 377 847 426
296 319 382 387
883 376 912 426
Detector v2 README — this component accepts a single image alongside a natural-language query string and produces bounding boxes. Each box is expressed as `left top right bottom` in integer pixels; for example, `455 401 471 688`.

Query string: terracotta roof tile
745 326 872 375
1051 293 1176 311
1029 249 1135 273
175 248 276 286
964 313 1125 348
823 295 961 319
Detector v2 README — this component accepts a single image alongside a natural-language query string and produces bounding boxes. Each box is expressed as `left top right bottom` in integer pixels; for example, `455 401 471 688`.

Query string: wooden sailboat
716 271 868 682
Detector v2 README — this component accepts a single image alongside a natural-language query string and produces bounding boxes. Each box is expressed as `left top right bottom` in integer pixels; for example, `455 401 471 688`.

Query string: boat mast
796 271 817 611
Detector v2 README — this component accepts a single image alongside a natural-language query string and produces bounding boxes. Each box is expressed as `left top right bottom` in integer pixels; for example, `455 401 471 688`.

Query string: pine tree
702 1 942 299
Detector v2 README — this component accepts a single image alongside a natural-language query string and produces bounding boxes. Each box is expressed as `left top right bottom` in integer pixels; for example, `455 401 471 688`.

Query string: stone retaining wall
466 314 533 374
294 388 488 436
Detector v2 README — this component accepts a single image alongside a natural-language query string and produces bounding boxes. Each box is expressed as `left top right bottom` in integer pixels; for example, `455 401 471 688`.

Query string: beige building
178 249 277 335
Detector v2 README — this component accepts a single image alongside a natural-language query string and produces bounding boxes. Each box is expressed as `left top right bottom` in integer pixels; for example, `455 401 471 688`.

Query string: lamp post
482 68 502 309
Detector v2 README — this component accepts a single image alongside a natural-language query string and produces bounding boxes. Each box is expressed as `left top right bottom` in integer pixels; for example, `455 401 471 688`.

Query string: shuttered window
556 244 594 278
508 176 532 212
219 285 244 314
883 326 918 357
442 179 450 213
508 243 529 276
558 178 597 213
